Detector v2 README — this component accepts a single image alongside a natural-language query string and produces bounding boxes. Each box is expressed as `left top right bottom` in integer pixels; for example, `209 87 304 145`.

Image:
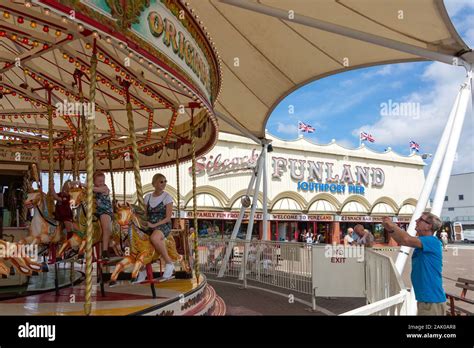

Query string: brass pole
84 39 98 316
123 81 145 213
47 91 54 216
108 142 116 205
190 111 199 283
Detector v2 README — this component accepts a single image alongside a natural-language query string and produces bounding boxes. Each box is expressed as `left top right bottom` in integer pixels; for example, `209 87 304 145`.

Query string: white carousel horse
21 190 63 246
109 202 189 285
0 239 43 276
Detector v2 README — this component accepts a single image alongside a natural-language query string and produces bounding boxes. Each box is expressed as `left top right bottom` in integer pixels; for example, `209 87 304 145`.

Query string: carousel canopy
0 0 221 170
187 0 472 141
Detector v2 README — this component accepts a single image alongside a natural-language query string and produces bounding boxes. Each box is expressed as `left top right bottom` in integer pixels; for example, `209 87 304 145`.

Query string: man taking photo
382 213 446 315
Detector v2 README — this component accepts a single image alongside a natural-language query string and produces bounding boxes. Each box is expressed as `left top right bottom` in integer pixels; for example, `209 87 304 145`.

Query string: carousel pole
175 149 181 225
71 138 78 181
84 39 98 316
59 147 65 189
74 69 86 182
121 79 145 212
123 158 126 204
21 168 31 225
190 106 200 283
47 87 54 216
108 142 116 205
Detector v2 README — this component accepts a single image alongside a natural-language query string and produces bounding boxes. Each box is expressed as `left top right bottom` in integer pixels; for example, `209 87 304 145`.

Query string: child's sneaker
162 263 174 279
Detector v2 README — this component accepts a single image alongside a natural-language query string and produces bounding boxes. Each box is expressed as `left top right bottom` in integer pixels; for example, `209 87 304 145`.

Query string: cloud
361 65 393 78
276 122 298 135
445 0 474 17
352 62 473 174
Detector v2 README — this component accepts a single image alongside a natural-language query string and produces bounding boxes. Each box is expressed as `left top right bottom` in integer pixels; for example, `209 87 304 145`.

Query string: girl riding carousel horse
132 173 175 283
51 180 74 238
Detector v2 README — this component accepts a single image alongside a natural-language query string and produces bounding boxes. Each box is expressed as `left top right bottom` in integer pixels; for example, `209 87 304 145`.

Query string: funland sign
188 149 385 196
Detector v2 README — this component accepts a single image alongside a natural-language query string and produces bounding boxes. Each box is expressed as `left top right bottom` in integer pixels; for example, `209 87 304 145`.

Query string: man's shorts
417 302 446 315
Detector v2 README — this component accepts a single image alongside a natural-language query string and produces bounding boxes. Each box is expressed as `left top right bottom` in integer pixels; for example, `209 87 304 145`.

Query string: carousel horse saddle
37 207 59 227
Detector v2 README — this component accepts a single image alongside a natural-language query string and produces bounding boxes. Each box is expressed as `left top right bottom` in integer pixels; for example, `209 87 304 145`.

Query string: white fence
198 239 313 294
341 249 415 315
198 239 415 315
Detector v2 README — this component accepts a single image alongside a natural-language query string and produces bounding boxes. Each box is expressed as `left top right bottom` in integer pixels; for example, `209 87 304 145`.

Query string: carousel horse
0 259 9 276
57 187 123 257
21 189 63 246
0 239 43 276
109 202 190 284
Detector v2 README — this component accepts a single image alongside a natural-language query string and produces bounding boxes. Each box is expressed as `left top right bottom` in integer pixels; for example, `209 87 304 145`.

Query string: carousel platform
0 263 225 316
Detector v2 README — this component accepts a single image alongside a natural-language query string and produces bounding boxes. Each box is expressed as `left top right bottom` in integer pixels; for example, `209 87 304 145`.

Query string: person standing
440 229 449 251
353 225 374 247
344 228 354 246
382 214 446 315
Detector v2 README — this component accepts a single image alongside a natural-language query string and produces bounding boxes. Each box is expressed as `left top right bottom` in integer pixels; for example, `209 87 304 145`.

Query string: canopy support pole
220 0 469 68
261 141 270 241
395 72 472 275
217 153 262 277
431 77 472 214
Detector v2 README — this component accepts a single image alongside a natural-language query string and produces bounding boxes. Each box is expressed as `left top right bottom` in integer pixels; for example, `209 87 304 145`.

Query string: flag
298 121 315 133
409 141 420 152
360 131 375 143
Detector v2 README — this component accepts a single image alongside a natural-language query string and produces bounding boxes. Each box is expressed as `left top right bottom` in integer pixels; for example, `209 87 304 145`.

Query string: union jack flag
298 121 315 133
360 131 375 143
409 141 420 152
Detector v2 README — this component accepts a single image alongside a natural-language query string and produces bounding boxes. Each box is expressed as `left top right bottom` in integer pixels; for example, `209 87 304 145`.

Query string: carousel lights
3 11 10 19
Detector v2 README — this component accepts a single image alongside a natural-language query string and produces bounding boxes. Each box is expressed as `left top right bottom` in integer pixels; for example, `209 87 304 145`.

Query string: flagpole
359 132 362 147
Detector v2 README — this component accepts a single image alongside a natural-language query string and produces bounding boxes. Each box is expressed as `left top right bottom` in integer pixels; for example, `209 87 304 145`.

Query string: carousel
0 0 225 315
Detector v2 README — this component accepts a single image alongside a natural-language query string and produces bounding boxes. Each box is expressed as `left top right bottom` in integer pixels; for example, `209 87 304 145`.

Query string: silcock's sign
191 149 259 177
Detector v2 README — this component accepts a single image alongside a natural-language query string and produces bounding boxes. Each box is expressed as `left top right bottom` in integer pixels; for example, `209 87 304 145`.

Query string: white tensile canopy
187 0 472 141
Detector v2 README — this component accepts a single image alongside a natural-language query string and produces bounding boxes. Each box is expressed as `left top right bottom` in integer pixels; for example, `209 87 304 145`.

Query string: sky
266 0 474 175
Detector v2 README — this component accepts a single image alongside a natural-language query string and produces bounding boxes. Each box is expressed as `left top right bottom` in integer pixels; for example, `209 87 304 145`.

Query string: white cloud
361 65 393 78
353 62 473 174
276 122 298 135
445 0 474 17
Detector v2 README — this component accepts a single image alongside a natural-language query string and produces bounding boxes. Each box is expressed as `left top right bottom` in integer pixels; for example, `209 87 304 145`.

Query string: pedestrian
382 214 446 315
440 229 449 251
353 225 374 247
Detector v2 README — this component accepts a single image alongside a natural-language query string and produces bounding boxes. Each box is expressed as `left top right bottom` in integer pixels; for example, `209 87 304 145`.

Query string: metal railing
341 249 415 315
198 239 312 294
198 239 416 315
